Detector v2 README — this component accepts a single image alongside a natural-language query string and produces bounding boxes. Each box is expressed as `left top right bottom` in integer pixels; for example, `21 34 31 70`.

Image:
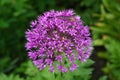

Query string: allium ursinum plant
25 10 92 73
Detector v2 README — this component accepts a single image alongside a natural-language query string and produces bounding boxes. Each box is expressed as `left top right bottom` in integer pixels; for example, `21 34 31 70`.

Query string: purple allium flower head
25 9 92 72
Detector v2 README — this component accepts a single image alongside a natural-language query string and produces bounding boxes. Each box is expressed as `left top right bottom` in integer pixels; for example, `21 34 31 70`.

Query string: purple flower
28 51 37 60
30 20 37 27
55 55 63 62
25 9 92 72
57 65 68 73
70 64 78 71
49 65 54 72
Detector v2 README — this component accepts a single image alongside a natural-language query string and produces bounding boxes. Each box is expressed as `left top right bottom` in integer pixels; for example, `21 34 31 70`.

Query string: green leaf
0 73 24 80
99 76 107 80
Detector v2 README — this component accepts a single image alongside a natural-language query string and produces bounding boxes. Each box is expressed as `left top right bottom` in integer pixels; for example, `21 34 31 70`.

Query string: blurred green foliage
92 0 120 80
0 73 24 80
0 0 120 80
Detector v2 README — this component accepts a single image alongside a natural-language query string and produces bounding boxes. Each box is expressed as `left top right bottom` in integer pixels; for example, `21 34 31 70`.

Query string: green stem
60 72 63 80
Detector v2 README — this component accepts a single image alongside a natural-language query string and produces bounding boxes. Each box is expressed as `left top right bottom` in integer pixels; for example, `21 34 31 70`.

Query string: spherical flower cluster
25 9 92 72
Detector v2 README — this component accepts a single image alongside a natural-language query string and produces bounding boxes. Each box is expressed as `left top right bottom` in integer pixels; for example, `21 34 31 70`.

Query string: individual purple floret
25 9 92 72
70 63 78 71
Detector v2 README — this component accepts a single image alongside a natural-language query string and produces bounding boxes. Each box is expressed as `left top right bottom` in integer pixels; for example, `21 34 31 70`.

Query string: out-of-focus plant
0 0 36 73
15 59 94 80
103 38 120 80
0 73 24 80
91 0 120 80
